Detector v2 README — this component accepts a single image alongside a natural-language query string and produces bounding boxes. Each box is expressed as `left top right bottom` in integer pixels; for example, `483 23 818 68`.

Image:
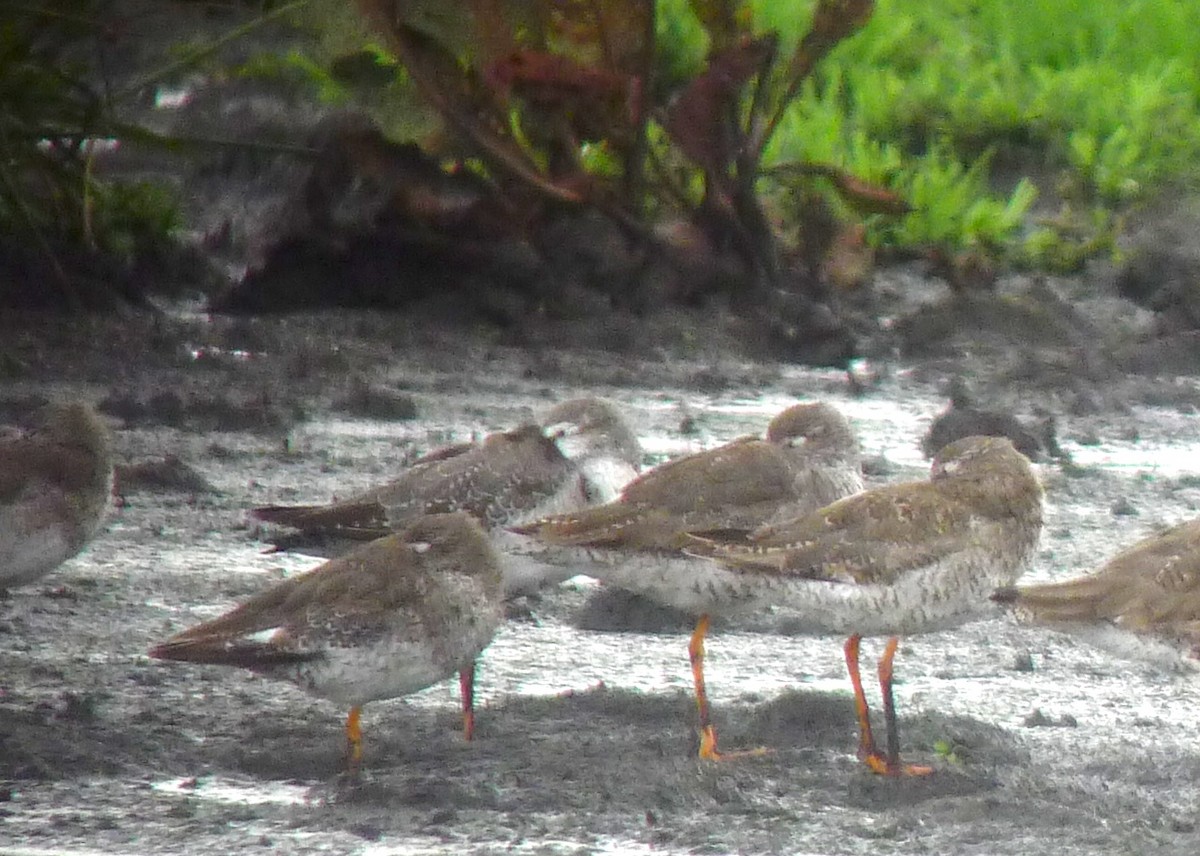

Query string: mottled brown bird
0 402 114 589
693 435 1043 774
150 513 504 771
253 424 569 532
993 518 1200 671
511 402 863 759
252 398 642 594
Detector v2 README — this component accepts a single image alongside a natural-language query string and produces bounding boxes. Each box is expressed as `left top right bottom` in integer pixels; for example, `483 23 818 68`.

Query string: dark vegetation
0 0 899 355
0 1 167 307
213 0 900 364
6 0 1200 368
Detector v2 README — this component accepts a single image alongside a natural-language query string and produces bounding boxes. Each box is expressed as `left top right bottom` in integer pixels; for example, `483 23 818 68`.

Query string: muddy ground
3 288 1200 855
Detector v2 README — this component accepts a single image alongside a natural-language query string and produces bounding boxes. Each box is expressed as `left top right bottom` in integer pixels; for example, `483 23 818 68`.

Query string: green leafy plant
0 0 186 304
344 0 900 290
0 0 311 306
0 3 104 240
782 0 1200 258
932 738 962 765
1019 209 1119 273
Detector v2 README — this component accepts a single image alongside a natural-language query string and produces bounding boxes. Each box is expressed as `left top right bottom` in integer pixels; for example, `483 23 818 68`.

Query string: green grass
741 0 1200 256
282 0 1200 265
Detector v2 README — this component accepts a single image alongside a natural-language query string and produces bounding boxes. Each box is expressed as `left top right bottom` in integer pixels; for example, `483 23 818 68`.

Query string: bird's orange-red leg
460 663 477 741
689 614 767 761
688 614 720 758
844 634 880 767
877 636 933 777
345 705 364 771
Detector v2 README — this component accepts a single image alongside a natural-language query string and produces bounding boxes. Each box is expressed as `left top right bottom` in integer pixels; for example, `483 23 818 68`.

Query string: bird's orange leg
844 634 881 768
877 636 933 777
689 614 767 761
689 614 720 758
460 663 477 741
345 705 364 772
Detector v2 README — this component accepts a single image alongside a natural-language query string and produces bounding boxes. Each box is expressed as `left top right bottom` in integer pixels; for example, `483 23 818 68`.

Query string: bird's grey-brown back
995 517 1200 669
0 402 114 588
257 513 504 660
253 399 640 538
508 402 864 612
514 402 859 549
373 424 578 528
365 397 641 526
253 423 574 536
697 435 1043 635
757 434 1043 582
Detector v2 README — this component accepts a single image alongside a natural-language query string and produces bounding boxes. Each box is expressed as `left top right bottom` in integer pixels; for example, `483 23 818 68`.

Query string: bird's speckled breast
775 523 1040 636
274 582 502 707
565 548 781 617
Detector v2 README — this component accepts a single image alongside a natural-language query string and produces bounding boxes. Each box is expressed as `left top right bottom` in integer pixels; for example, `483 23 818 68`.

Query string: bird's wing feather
1011 521 1200 627
252 426 567 532
508 502 658 546
370 427 567 524
510 440 799 548
0 437 98 502
696 483 981 585
617 438 796 513
251 500 388 530
151 537 426 662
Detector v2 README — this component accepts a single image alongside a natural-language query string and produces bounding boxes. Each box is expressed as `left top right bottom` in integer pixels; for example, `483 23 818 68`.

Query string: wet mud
3 304 1200 855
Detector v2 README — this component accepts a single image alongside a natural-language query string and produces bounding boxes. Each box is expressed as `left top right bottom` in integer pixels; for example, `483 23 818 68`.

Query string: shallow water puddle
362 835 659 855
474 621 825 702
1066 439 1200 476
1 845 120 849
150 775 312 806
305 388 956 480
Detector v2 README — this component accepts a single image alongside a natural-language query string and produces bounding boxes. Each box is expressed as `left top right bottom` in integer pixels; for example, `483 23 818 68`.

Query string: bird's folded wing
410 440 477 464
167 536 417 633
691 485 981 585
251 500 388 530
248 427 547 531
511 438 812 548
148 627 320 666
617 439 796 514
376 428 566 522
1001 522 1200 625
149 558 428 666
508 502 657 546
0 440 95 501
261 525 393 556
